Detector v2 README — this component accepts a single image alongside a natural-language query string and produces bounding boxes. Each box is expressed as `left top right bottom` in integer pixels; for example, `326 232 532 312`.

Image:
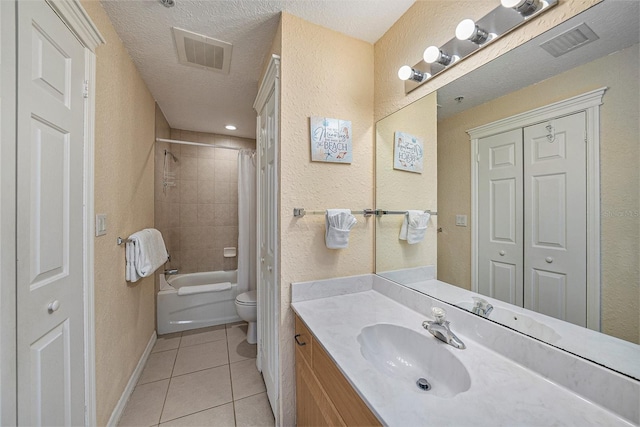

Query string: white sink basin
456 301 561 344
357 324 471 398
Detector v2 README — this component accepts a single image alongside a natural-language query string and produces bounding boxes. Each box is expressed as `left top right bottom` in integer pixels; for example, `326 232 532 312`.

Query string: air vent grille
173 27 232 74
540 23 599 58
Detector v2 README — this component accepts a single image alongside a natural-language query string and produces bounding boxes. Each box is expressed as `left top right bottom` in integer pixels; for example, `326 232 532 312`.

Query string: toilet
235 290 257 344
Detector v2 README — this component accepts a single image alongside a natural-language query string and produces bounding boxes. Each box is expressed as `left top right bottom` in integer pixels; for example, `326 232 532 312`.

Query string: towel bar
293 208 375 218
117 237 133 245
376 210 437 216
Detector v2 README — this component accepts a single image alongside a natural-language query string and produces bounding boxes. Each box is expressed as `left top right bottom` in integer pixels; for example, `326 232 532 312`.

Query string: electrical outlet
455 214 468 227
96 214 107 236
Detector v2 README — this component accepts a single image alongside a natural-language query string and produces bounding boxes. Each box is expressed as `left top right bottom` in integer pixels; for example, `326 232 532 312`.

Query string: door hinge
83 80 89 99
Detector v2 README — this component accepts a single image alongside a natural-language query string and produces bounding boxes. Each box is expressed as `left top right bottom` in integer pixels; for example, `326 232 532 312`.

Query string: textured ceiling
100 0 416 139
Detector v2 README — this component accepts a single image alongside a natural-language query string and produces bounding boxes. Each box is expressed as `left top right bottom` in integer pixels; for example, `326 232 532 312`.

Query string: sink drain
416 378 431 391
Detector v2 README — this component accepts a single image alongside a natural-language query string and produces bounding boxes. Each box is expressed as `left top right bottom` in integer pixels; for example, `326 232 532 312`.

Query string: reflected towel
177 282 232 296
399 210 431 244
126 228 169 282
325 209 357 249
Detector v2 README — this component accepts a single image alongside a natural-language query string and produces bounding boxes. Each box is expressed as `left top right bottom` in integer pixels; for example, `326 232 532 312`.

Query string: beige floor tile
173 340 229 376
159 404 235 427
118 379 169 427
234 393 274 427
161 366 233 423
181 325 226 347
153 333 182 353
230 359 265 400
226 324 257 363
138 349 177 385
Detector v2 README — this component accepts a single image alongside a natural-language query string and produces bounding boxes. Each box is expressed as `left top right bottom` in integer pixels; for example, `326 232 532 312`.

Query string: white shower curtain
237 150 257 294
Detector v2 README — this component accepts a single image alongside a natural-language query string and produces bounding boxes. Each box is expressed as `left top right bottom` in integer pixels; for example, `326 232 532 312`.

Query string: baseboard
107 330 157 427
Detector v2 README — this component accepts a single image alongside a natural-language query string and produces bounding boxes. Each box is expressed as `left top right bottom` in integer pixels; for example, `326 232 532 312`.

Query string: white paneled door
478 129 524 306
255 56 279 421
523 112 587 326
16 1 87 425
477 112 587 326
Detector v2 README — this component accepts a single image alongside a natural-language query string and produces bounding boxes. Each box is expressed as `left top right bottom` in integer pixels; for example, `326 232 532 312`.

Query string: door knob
545 257 554 263
267 266 273 272
261 258 265 264
499 250 505 256
48 300 60 313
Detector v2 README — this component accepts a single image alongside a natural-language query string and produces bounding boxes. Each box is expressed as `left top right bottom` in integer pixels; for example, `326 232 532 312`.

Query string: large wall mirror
375 1 639 380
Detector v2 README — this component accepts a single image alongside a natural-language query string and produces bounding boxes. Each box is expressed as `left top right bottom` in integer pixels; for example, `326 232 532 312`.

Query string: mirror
375 1 639 380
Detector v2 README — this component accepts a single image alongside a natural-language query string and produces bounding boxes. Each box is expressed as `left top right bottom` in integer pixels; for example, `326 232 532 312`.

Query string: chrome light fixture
397 66 430 83
423 46 457 66
159 0 176 7
455 19 492 45
501 0 542 17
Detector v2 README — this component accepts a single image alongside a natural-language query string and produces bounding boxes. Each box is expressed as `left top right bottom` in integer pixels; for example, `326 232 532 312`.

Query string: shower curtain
237 150 257 294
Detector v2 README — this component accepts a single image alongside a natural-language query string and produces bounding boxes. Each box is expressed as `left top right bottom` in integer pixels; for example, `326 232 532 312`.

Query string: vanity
291 275 639 426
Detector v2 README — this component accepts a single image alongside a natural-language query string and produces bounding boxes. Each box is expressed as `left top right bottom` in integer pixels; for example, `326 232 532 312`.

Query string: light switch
96 214 107 236
455 214 468 227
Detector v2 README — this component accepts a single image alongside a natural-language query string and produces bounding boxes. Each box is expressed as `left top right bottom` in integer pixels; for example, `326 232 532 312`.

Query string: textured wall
375 92 438 272
279 12 374 425
154 129 255 275
437 45 639 343
81 1 157 425
373 0 602 122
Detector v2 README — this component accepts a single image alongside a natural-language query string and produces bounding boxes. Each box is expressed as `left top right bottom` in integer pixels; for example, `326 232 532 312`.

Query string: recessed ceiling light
225 125 237 130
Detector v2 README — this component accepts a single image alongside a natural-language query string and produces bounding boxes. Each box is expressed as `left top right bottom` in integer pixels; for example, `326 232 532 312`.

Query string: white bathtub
157 270 241 335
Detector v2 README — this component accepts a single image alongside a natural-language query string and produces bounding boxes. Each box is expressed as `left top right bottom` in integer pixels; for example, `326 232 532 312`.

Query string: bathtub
157 270 241 335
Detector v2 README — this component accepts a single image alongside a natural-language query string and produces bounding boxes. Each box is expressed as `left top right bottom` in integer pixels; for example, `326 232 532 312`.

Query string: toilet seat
236 290 257 306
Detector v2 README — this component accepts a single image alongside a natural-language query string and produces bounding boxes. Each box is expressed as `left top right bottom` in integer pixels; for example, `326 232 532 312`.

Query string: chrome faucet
471 297 493 317
164 268 179 275
422 307 466 350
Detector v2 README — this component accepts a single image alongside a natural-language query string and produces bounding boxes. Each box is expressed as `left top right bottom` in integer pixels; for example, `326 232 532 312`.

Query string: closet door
477 129 524 306
523 112 587 326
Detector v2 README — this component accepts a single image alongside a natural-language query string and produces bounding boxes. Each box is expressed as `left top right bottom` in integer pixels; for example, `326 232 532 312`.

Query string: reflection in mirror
375 1 639 380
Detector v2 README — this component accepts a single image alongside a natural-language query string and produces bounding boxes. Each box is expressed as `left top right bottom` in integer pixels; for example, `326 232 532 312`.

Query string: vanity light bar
401 0 557 94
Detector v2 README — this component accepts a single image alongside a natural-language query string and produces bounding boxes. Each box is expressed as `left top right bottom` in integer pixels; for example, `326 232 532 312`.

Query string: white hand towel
125 241 142 282
177 282 232 296
325 209 357 249
127 228 169 280
399 210 431 244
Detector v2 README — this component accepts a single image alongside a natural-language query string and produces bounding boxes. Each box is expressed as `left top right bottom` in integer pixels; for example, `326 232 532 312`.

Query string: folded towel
177 282 232 296
125 240 141 282
399 210 431 244
125 228 169 282
325 209 357 249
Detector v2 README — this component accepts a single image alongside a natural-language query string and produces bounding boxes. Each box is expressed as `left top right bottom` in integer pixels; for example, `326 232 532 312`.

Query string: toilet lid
236 290 257 306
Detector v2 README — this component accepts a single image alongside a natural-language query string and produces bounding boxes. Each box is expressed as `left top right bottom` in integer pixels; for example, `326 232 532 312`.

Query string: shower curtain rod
155 137 245 151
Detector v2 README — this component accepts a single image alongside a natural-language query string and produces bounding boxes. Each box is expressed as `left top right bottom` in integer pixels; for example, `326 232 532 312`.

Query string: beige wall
373 0 601 122
82 1 157 425
278 12 374 425
437 44 639 343
154 128 255 274
375 92 438 272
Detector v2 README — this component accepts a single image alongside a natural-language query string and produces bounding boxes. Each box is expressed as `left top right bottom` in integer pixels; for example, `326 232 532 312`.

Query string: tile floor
118 322 275 427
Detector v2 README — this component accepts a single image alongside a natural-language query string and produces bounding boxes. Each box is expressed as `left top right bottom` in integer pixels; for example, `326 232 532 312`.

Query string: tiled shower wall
155 129 256 274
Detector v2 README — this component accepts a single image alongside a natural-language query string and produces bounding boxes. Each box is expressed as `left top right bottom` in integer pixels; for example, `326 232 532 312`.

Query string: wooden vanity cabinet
295 315 381 427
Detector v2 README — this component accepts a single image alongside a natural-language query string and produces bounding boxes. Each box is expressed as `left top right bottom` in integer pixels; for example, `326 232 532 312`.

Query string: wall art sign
310 116 352 163
394 131 424 173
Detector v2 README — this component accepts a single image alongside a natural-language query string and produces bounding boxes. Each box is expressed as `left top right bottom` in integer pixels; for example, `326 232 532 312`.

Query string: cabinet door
295 348 345 427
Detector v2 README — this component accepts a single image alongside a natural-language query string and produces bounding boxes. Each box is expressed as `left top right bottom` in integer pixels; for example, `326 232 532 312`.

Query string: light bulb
225 125 237 130
423 46 442 64
397 65 413 81
455 19 490 45
501 0 541 16
455 19 477 41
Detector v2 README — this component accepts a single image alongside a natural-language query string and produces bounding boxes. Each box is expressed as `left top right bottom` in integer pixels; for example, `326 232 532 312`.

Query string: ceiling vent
540 23 600 58
172 27 232 74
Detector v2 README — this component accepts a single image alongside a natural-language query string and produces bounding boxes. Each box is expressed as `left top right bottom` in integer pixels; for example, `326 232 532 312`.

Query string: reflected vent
173 27 232 74
540 23 599 58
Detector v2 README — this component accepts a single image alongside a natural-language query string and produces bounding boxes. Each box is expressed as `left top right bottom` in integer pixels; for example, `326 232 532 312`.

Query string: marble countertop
292 289 635 426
